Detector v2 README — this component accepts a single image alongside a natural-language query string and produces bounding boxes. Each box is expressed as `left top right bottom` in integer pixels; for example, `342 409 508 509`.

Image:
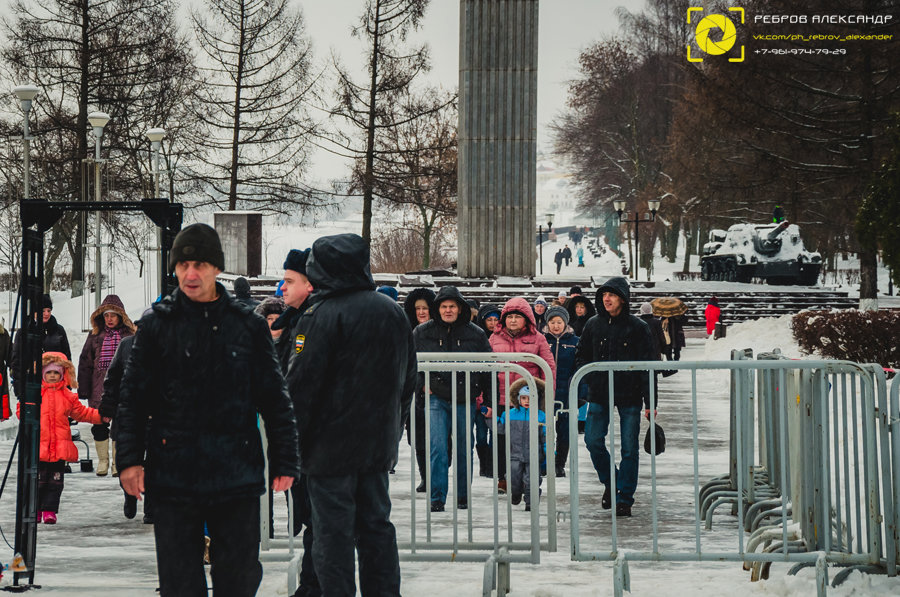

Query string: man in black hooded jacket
412 286 492 512
286 233 417 597
575 276 654 518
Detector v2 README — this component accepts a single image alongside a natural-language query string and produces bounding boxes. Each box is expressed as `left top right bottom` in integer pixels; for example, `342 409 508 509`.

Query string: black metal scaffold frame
11 198 182 589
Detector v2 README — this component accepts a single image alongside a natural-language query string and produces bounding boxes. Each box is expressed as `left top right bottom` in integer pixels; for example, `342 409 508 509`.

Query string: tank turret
700 220 821 285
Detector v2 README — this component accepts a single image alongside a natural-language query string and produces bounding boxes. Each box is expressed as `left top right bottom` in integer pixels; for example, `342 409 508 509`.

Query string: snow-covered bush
791 309 900 368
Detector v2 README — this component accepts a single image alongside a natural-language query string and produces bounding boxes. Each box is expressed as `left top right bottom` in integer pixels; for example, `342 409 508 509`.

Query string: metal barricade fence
255 353 557 597
567 359 895 597
405 353 557 596
257 422 301 593
891 373 900 573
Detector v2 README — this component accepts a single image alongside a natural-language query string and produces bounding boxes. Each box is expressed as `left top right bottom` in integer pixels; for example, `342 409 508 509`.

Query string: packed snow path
0 337 896 595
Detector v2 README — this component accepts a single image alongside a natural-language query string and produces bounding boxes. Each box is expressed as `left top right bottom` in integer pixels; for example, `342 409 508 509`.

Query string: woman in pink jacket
488 297 556 492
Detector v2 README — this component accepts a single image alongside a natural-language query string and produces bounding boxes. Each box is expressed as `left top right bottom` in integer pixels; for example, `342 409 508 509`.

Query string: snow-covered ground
1 323 897 595
0 216 898 594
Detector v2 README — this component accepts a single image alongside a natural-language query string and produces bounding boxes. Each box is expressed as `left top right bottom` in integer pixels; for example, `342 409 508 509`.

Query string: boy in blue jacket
544 305 580 477
498 378 546 511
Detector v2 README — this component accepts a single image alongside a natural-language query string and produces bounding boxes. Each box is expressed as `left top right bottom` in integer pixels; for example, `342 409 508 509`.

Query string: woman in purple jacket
78 294 135 477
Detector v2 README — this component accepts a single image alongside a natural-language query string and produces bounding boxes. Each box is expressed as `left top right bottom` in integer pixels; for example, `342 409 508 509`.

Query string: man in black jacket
412 286 492 512
117 223 300 597
286 233 417 597
575 277 655 518
270 247 320 597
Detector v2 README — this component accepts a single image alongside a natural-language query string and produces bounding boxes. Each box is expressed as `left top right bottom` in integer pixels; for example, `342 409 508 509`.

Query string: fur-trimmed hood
89 294 136 336
43 351 77 389
403 287 436 328
508 377 545 411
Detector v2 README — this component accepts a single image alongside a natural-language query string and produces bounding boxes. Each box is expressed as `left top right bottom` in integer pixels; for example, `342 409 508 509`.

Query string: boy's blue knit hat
518 385 530 396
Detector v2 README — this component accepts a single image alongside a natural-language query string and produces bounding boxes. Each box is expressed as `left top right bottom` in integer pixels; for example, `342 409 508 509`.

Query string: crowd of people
8 222 705 596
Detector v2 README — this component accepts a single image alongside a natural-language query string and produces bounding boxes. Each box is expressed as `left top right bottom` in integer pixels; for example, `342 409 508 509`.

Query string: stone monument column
458 0 538 277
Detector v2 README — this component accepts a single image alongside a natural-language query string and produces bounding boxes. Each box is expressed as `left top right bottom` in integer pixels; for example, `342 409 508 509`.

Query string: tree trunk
361 0 383 246
859 248 878 309
681 217 694 274
228 2 248 211
71 0 91 297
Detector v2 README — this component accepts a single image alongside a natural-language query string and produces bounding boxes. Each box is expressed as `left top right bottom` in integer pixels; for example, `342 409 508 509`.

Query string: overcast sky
300 0 643 180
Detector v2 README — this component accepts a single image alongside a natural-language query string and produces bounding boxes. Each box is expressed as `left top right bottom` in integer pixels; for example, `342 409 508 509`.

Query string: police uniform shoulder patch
295 334 305 353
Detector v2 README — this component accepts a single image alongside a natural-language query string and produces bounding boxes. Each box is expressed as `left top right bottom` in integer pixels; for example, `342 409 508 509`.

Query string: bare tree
365 87 457 268
1 0 196 292
189 0 319 212
552 38 675 275
328 0 432 245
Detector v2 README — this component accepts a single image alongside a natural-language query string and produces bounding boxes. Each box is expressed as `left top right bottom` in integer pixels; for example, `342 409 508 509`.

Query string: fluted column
458 0 538 277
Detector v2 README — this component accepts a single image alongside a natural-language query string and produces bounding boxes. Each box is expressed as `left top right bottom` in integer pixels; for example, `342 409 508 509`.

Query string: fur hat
376 285 399 301
283 248 310 276
545 305 569 325
89 294 136 336
42 352 77 388
169 223 225 273
640 302 653 315
508 377 545 410
255 296 286 318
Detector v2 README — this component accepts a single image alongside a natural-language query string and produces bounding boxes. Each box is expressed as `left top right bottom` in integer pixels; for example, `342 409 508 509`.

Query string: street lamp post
613 198 661 281
537 214 554 275
13 85 40 200
145 128 166 298
88 111 110 311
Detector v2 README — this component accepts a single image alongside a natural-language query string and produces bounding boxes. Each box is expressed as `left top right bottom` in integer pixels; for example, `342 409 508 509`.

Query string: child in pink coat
20 352 103 524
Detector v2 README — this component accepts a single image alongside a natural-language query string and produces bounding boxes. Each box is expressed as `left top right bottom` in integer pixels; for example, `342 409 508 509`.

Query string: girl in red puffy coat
19 352 103 524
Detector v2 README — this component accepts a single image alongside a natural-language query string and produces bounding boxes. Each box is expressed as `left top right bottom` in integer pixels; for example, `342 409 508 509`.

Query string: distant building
536 153 582 226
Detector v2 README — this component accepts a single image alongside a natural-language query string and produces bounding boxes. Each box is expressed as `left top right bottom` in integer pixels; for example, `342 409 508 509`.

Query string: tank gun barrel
766 220 790 241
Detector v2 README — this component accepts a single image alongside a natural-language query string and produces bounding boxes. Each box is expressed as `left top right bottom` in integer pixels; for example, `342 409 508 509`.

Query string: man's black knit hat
42 294 53 310
283 248 310 276
168 223 225 273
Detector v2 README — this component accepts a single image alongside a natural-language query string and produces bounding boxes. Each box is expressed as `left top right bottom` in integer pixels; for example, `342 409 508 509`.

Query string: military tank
700 220 822 285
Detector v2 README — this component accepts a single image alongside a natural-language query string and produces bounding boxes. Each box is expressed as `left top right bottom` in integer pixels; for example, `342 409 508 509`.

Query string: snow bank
703 314 803 361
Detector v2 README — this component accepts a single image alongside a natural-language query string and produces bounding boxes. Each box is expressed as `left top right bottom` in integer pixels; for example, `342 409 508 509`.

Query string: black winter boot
476 445 493 478
415 448 427 493
601 485 612 510
555 445 569 478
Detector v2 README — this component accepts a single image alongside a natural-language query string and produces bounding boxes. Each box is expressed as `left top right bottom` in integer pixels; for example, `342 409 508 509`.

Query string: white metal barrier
404 352 558 596
567 358 896 597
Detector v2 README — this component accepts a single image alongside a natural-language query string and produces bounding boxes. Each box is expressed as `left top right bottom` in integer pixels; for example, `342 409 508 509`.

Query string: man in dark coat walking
412 286 492 512
285 233 417 597
554 249 564 274
116 223 300 597
575 277 655 517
